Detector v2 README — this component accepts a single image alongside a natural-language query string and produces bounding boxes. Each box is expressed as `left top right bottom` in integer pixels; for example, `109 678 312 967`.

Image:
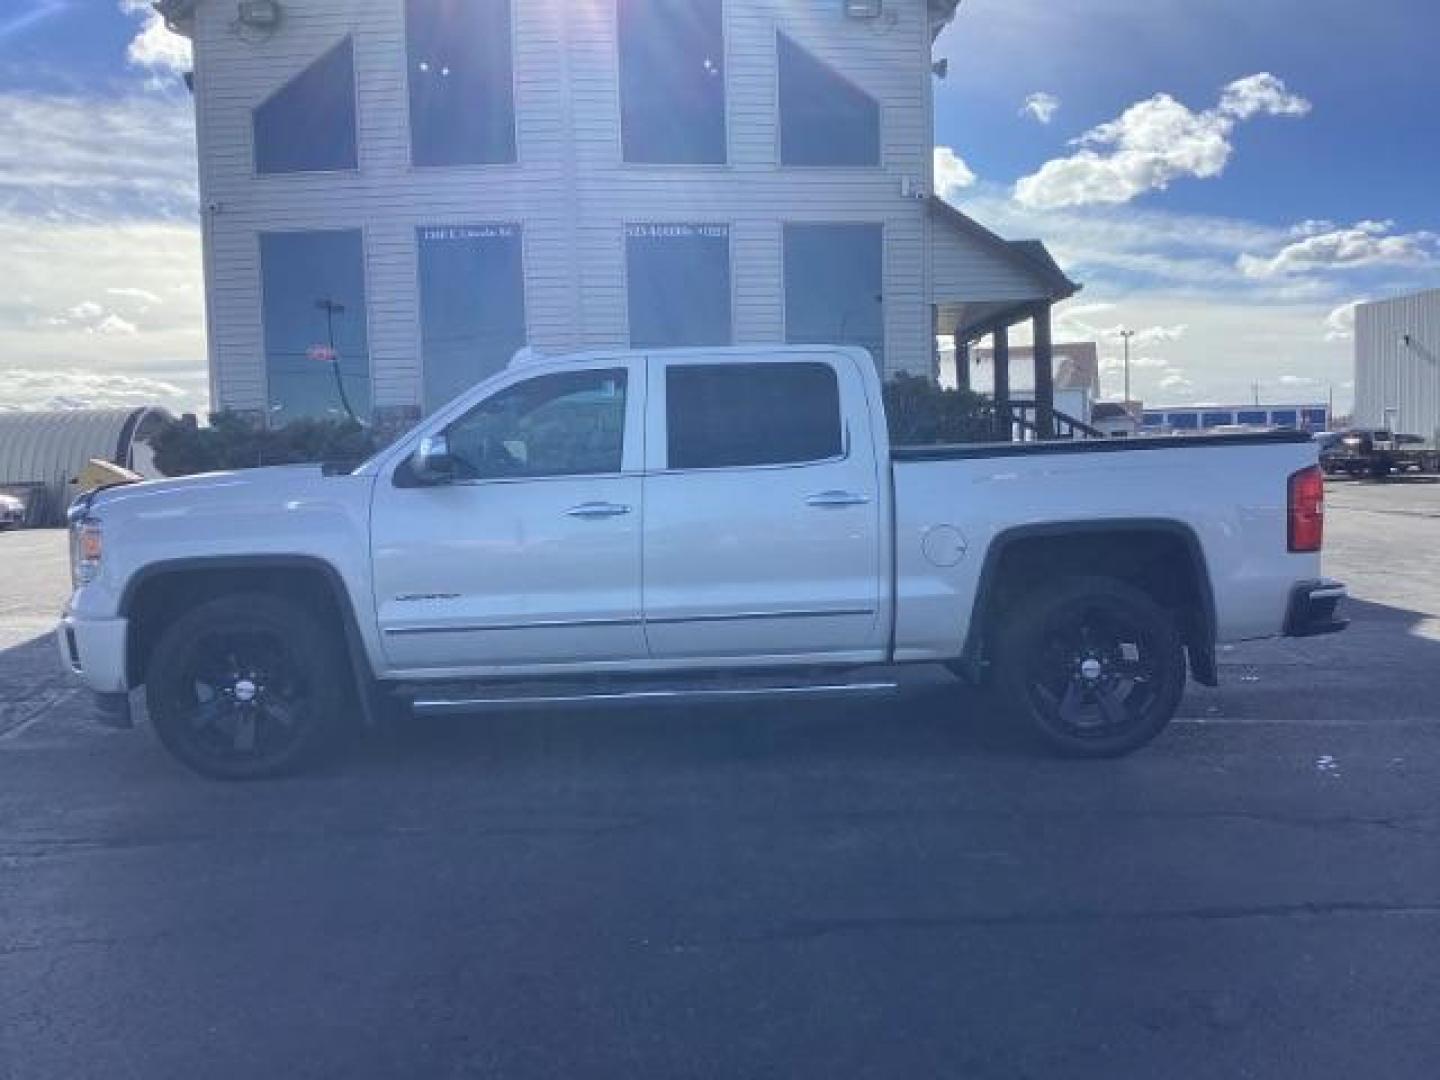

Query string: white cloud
1276 374 1318 387
933 146 978 197
1020 92 1060 124
3 368 190 412
1217 73 1312 120
107 286 163 305
66 300 105 321
0 92 197 219
93 313 139 336
120 0 192 82
1014 73 1310 209
1158 371 1193 390
0 213 207 414
1238 221 1437 279
1324 299 1366 341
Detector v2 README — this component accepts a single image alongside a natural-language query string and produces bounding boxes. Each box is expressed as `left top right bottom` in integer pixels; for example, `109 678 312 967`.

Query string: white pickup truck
58 346 1346 778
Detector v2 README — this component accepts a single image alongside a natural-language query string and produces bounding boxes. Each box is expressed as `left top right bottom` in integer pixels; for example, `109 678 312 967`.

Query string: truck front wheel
994 576 1186 758
146 593 346 779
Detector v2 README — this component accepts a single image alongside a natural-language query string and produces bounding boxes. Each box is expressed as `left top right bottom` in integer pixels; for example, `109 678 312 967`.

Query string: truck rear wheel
146 594 346 779
994 576 1186 758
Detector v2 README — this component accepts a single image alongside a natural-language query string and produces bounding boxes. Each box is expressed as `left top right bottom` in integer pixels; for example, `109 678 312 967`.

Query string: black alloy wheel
147 594 346 779
996 576 1186 757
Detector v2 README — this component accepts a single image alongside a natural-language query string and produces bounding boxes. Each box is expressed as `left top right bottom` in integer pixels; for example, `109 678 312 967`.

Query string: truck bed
892 430 1313 462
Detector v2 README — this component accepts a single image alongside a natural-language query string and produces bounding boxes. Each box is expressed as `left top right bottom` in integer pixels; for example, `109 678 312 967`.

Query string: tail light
1288 465 1324 552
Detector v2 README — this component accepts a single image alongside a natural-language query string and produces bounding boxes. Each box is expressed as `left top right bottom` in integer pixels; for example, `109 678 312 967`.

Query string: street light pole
314 298 357 423
1118 329 1136 406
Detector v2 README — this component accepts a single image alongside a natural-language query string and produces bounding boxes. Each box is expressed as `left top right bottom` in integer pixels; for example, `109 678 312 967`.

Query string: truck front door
371 362 645 672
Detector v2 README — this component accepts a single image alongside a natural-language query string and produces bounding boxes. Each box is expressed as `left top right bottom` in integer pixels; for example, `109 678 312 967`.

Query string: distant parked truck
1321 429 1440 478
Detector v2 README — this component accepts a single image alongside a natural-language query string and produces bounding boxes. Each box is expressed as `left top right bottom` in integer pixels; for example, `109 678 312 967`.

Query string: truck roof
507 344 877 370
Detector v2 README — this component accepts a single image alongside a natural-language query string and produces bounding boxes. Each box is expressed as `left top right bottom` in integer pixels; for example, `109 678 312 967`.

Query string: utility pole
314 298 357 423
1118 329 1136 406
1252 381 1261 407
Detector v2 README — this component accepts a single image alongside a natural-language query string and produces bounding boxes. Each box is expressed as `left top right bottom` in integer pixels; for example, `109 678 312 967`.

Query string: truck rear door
641 351 886 662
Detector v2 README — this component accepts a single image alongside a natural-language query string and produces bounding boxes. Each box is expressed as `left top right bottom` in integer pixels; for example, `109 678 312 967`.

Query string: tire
994 576 1186 758
146 593 348 779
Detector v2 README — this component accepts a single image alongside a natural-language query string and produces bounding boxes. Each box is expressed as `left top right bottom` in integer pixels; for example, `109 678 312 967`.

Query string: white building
158 0 1075 427
1354 288 1440 443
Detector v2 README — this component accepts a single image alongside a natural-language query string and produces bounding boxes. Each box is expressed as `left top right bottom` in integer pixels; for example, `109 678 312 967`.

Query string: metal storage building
1354 288 1440 443
0 409 172 527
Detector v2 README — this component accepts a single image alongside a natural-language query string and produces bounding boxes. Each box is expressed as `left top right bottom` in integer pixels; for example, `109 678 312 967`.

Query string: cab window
445 369 627 480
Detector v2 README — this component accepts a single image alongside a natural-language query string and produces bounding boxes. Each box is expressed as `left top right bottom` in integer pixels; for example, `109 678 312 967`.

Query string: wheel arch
961 519 1218 686
120 556 379 722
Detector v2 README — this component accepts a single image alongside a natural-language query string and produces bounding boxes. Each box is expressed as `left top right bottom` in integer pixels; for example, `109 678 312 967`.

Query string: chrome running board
407 676 899 716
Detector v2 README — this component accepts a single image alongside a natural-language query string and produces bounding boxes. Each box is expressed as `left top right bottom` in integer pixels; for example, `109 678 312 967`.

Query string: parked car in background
0 492 26 530
1323 429 1440 478
57 346 1347 779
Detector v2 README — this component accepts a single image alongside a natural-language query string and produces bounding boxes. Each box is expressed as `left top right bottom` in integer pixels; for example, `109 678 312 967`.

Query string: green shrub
883 373 995 446
151 413 383 477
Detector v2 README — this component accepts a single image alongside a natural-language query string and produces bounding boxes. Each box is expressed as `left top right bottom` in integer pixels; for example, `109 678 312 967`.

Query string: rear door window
665 362 842 470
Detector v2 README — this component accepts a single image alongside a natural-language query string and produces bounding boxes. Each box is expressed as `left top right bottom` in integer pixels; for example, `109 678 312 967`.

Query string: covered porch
928 196 1084 440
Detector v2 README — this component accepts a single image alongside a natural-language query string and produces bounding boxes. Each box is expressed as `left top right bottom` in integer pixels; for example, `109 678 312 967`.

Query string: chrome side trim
647 608 875 626
384 608 875 635
386 616 643 636
412 681 899 713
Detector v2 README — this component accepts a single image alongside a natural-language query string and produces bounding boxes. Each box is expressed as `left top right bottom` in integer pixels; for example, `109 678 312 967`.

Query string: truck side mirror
410 433 456 485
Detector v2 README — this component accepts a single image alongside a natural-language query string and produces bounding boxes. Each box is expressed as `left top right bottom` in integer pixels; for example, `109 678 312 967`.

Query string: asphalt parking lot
2 480 1439 1079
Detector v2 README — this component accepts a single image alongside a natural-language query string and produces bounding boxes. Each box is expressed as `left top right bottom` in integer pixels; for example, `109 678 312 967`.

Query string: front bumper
56 613 135 729
56 611 130 693
1284 579 1349 637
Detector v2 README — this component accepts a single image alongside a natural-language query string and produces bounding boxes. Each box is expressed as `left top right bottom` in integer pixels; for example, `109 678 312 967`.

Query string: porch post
1033 303 1055 439
953 321 970 391
992 324 1011 441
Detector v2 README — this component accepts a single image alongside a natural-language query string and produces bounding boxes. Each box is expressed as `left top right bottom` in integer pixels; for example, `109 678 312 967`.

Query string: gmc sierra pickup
58 346 1346 778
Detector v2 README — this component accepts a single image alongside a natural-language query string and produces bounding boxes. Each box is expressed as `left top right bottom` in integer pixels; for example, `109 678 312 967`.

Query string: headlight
72 518 103 585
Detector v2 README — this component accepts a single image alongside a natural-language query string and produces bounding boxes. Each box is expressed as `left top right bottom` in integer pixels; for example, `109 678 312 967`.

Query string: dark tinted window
418 225 527 413
778 33 879 166
1302 408 1328 426
1202 411 1233 427
406 0 516 166
626 224 731 347
446 369 627 479
618 0 726 163
784 224 883 369
1236 410 1266 425
1141 412 1164 427
260 230 371 422
1270 410 1298 427
666 362 842 469
254 38 357 174
1167 413 1199 429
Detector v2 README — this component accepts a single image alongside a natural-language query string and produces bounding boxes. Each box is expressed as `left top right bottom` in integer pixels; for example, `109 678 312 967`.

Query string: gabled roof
928 195 1080 302
930 0 964 39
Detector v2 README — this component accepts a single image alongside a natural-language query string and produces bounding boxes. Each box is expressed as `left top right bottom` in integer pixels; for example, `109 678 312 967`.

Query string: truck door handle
566 501 632 519
806 490 871 508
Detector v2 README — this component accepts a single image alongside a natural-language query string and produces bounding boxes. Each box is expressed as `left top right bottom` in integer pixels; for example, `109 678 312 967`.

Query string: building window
1236 410 1266 425
406 0 516 166
1202 411 1234 427
445 369 628 479
254 38 357 174
1141 412 1164 428
618 0 726 164
666 362 842 470
777 33 879 166
1167 413 1199 430
418 225 527 413
625 224 731 348
783 223 883 369
260 230 371 422
1270 410 1298 427
1302 408 1328 428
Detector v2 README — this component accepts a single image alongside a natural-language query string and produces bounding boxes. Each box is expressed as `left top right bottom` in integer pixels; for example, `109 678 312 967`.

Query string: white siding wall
1354 289 1440 442
192 0 938 414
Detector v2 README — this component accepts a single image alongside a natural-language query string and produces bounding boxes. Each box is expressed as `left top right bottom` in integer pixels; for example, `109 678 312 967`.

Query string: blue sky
0 0 1436 412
